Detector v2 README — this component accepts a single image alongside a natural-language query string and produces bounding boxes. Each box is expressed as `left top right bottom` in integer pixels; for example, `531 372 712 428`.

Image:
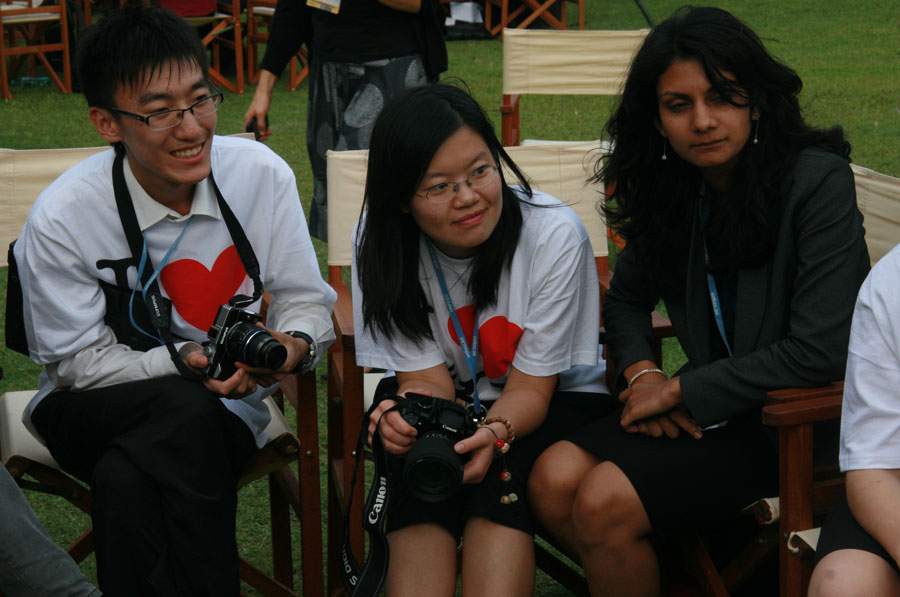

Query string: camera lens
402 430 464 503
225 322 287 370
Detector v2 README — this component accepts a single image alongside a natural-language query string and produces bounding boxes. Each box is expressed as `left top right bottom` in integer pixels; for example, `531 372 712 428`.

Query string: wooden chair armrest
766 382 844 405
761 393 843 427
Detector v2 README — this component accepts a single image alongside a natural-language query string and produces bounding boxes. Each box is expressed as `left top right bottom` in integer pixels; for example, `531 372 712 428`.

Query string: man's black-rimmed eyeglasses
105 85 224 131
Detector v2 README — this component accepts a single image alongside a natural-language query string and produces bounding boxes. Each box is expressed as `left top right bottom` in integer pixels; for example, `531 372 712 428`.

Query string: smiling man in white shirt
12 5 335 595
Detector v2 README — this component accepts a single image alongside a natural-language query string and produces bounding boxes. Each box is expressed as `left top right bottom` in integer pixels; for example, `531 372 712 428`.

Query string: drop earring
752 111 760 145
661 137 668 160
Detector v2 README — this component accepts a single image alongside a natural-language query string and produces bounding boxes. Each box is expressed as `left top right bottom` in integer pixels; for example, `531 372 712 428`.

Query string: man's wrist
286 331 315 373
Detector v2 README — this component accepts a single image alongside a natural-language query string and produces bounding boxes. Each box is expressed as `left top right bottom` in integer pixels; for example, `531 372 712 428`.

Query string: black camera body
396 393 480 503
202 303 287 380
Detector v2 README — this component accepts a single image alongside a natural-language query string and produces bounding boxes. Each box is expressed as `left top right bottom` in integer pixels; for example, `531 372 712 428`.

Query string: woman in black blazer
528 6 870 595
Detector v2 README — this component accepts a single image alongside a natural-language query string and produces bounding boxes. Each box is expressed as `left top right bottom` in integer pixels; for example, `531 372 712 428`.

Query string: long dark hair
357 83 532 343
599 5 850 287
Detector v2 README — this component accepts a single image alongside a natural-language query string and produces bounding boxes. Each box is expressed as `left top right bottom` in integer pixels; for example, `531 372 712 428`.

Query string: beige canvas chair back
0 146 106 266
852 164 900 266
326 140 608 270
502 28 649 96
1 134 254 267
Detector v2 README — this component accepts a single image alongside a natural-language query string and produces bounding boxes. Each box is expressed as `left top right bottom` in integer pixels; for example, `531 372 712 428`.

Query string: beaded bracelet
477 420 515 504
627 367 666 388
480 416 516 444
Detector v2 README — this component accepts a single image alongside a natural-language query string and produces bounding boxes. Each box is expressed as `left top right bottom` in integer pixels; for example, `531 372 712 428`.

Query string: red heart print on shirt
447 305 524 379
159 245 247 331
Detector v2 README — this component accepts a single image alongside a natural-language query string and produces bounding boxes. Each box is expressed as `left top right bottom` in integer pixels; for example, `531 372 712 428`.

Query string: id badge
307 0 340 14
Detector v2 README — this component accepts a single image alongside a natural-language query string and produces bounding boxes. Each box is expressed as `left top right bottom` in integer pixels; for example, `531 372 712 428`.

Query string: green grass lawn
0 0 897 594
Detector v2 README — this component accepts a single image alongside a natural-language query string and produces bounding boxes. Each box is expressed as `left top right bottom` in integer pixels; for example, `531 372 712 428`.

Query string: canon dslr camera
396 394 480 503
202 303 287 380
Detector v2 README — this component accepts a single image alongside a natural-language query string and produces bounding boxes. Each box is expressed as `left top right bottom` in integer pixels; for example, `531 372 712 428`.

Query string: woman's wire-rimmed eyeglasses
416 165 500 204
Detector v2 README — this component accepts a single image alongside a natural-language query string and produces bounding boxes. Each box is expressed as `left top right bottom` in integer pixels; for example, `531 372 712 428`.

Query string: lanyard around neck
111 148 263 377
425 239 483 415
699 197 733 358
128 217 194 343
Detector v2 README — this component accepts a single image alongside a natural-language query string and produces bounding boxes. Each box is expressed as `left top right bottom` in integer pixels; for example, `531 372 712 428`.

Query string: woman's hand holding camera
367 390 429 455
453 424 504 484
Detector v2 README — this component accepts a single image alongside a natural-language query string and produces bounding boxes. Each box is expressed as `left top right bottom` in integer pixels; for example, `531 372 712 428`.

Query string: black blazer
604 148 871 427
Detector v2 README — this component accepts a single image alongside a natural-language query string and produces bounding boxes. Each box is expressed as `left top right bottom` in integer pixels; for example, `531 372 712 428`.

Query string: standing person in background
528 6 869 595
243 0 448 240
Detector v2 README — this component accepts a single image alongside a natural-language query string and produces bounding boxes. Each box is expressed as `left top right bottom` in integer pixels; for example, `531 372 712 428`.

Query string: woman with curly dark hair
529 6 870 595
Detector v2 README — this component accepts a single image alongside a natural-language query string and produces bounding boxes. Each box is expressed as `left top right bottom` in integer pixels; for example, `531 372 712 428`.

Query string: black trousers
31 376 257 597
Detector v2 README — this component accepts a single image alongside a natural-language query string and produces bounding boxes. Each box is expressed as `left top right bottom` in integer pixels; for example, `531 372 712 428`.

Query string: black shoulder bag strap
111 149 264 377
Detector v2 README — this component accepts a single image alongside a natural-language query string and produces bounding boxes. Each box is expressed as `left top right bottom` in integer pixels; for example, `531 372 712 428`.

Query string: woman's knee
528 441 596 519
570 461 650 544
809 550 900 597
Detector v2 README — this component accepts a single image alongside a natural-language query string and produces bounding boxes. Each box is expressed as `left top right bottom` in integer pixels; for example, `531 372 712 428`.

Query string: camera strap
111 149 264 377
425 239 483 414
339 397 409 596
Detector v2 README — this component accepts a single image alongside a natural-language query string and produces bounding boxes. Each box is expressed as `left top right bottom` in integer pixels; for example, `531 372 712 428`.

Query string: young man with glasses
13 5 336 594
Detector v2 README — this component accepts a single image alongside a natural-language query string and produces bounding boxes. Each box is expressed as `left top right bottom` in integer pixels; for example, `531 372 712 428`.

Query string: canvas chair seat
0 390 293 478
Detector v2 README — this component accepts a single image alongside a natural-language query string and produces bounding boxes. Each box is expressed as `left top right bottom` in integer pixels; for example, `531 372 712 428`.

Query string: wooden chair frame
246 0 308 91
484 0 584 37
1 387 322 597
0 0 72 100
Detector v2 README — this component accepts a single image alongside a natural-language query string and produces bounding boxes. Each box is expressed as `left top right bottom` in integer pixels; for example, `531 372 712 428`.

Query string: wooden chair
499 28 649 147
0 136 326 596
484 0 584 37
246 0 309 91
160 0 245 95
0 0 72 100
753 164 900 597
0 390 312 596
322 141 673 595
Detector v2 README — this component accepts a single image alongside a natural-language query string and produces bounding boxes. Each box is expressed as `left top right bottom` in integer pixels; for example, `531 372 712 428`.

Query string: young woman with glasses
528 6 870 595
353 83 612 594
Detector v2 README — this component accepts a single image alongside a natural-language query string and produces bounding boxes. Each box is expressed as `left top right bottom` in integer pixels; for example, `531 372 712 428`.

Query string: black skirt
564 410 778 533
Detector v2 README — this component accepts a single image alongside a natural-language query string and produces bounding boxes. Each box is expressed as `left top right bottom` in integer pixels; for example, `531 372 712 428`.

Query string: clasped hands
180 325 309 399
619 375 703 440
369 390 503 485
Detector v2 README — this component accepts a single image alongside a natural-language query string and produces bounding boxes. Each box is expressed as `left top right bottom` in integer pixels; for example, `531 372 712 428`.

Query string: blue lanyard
699 199 733 358
129 216 194 343
425 239 482 414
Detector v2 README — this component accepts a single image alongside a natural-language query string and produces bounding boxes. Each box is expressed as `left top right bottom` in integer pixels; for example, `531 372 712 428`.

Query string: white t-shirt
352 189 606 404
16 136 337 447
839 243 900 471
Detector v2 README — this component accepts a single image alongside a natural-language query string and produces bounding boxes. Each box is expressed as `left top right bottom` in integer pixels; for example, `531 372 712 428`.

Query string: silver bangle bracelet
627 367 666 388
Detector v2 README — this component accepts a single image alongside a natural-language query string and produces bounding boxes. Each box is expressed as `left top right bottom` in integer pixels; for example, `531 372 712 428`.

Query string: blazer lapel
683 207 714 365
734 262 768 355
